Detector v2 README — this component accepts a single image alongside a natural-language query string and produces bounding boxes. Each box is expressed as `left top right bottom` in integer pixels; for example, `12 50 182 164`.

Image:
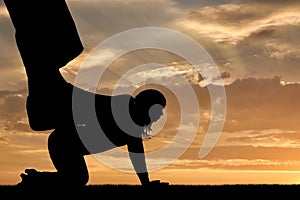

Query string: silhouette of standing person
4 0 169 190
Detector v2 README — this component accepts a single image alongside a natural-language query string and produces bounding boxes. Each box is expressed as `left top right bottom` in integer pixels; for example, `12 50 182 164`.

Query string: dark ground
1 184 300 196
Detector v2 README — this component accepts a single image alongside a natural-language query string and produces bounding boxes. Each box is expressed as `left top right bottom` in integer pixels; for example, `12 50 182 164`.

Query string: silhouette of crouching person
21 78 168 190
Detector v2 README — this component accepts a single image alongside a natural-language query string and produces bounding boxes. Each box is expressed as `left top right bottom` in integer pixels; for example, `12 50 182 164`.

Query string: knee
48 130 58 150
81 173 89 186
26 95 57 131
67 172 89 187
79 168 89 186
28 115 56 131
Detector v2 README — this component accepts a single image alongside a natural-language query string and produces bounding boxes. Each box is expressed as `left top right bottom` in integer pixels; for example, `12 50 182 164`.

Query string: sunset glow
1 0 300 186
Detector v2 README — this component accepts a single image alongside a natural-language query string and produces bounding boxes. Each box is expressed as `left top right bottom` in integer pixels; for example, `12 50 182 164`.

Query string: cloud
0 8 28 90
92 144 300 171
241 0 300 5
176 3 300 44
1 75 299 141
0 89 31 134
142 76 300 149
170 0 239 9
67 0 182 48
0 135 9 144
173 158 300 170
3 121 32 133
181 145 300 162
169 2 300 84
68 0 170 2
223 76 300 130
221 129 300 148
212 71 231 81
87 75 300 157
0 4 9 19
0 94 26 117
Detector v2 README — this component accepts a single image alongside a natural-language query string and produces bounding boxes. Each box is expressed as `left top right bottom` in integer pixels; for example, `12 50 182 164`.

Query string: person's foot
25 168 38 176
18 173 29 184
16 168 40 191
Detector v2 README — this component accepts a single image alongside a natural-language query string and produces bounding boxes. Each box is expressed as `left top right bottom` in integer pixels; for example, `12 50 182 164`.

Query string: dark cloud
3 121 32 133
171 0 239 9
235 24 300 82
0 89 36 133
0 94 26 118
0 135 8 143
0 20 20 68
0 94 30 133
247 27 276 39
0 88 27 98
0 90 28 135
175 1 300 82
212 71 231 81
0 10 27 91
241 0 300 5
182 4 275 28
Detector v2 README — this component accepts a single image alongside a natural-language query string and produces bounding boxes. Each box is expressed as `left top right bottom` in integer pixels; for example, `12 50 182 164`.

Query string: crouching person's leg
48 127 89 189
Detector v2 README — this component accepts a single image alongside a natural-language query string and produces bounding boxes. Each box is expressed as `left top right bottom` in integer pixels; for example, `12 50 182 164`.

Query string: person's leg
4 0 83 131
17 126 89 190
4 0 84 69
26 69 74 131
17 168 64 191
48 127 89 188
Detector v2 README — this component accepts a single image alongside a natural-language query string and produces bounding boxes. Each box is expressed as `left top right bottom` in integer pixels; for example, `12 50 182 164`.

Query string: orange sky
1 0 300 186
